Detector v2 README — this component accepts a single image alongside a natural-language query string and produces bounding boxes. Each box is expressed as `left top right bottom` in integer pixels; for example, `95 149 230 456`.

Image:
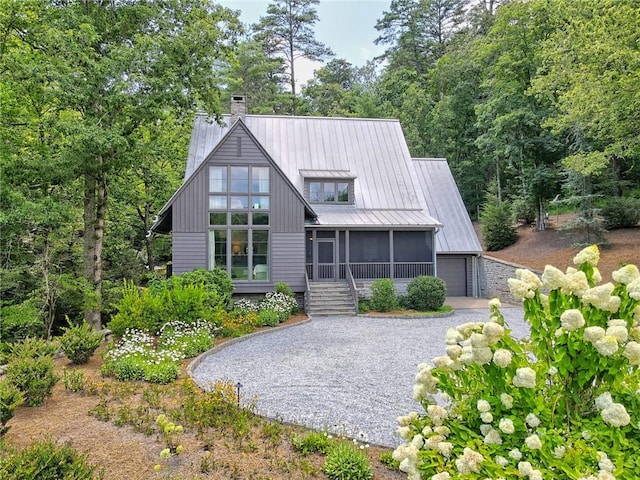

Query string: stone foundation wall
479 255 541 302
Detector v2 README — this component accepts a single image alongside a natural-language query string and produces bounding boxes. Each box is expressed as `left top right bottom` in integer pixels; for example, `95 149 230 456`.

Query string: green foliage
170 268 234 310
481 194 518 251
59 322 103 365
258 309 280 327
108 278 226 337
369 279 397 312
601 197 640 229
0 301 45 343
322 442 373 480
510 194 536 225
5 355 58 407
8 338 58 360
292 431 333 455
107 280 163 337
0 438 98 479
0 380 24 438
61 368 86 394
406 276 446 312
378 451 399 470
102 320 217 384
357 298 371 314
275 281 294 298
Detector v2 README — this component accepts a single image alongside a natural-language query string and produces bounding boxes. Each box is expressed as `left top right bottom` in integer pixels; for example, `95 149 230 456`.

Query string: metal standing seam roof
184 114 443 229
164 115 482 254
413 158 482 254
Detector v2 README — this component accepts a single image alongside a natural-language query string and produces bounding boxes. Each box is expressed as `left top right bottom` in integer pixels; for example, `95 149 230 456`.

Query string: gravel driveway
190 308 528 447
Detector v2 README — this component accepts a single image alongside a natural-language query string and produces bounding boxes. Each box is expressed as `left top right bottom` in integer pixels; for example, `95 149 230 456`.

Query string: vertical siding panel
172 232 207 274
173 168 207 233
271 232 306 291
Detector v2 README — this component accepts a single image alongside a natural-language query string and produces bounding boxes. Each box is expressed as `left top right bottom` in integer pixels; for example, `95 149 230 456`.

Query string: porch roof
307 205 441 228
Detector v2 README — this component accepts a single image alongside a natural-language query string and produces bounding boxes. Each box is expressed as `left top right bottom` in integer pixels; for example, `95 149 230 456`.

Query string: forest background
1 0 638 333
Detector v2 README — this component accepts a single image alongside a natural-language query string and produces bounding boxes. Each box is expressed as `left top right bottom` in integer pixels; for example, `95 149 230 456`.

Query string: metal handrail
304 269 311 314
346 264 358 313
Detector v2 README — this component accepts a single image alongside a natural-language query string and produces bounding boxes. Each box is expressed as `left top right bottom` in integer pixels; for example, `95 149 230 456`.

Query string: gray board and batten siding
168 121 309 292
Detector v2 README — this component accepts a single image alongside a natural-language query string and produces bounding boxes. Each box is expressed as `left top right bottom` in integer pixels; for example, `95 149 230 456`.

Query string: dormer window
309 181 350 203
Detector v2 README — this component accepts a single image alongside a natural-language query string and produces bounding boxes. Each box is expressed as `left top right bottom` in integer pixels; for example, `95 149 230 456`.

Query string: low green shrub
0 300 45 343
107 280 163 337
0 380 24 438
5 355 58 407
59 321 103 365
370 278 397 312
378 451 399 470
357 298 371 314
258 309 280 327
7 337 58 360
0 438 99 479
109 277 227 337
322 442 373 480
292 431 333 455
61 367 86 393
406 275 446 311
601 196 640 229
275 281 294 298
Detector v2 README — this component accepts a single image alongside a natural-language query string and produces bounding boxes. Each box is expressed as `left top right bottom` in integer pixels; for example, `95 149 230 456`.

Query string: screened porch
305 229 435 281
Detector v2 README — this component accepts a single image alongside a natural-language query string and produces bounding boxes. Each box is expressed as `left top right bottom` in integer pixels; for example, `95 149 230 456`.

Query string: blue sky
217 0 390 84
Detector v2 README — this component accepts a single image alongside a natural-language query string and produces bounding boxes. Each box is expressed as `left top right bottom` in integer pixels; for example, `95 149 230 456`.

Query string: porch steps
307 282 356 316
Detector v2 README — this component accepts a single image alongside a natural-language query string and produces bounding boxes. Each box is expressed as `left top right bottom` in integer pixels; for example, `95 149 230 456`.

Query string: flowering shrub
259 292 297 321
393 245 639 480
101 321 218 383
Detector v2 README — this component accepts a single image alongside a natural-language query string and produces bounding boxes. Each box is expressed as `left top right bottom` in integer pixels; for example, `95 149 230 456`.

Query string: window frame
208 165 271 281
307 179 352 204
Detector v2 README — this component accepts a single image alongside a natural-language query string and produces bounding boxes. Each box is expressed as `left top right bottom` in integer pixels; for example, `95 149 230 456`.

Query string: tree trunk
83 166 107 331
144 201 155 271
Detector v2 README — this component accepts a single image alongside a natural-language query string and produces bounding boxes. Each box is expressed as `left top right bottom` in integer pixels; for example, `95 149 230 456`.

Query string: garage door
437 256 468 296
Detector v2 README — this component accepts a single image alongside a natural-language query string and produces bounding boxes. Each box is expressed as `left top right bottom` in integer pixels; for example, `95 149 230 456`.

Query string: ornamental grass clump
393 245 640 480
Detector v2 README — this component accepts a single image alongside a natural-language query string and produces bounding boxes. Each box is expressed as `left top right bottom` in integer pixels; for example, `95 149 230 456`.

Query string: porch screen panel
349 231 389 262
394 231 432 261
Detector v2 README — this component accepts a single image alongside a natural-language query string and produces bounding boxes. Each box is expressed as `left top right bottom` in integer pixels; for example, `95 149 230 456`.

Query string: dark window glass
210 212 226 226
252 212 269 225
231 213 248 225
209 230 227 270
323 182 335 202
337 182 349 202
317 231 335 239
231 230 248 279
252 230 269 280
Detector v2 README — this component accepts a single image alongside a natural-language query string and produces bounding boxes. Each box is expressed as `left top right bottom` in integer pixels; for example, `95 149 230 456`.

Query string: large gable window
209 166 270 281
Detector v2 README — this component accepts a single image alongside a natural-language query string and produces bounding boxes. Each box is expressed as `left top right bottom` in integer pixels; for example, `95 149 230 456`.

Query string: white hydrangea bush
393 246 640 480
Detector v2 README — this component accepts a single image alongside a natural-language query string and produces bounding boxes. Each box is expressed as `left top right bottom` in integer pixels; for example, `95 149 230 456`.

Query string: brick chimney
230 95 246 124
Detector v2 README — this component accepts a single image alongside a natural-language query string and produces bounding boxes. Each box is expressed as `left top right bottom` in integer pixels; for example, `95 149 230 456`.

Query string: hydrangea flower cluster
234 292 297 317
393 246 639 480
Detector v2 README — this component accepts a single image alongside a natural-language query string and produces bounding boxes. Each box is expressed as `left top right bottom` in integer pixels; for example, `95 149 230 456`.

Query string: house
151 96 482 314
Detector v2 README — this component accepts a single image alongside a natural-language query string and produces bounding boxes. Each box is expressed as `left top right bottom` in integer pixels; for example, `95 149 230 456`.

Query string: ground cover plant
393 245 639 479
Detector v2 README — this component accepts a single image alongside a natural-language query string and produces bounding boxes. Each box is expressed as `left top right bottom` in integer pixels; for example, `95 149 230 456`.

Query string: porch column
389 230 394 279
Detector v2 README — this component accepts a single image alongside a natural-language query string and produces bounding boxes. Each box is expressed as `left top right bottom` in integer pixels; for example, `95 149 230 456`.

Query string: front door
317 239 335 280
